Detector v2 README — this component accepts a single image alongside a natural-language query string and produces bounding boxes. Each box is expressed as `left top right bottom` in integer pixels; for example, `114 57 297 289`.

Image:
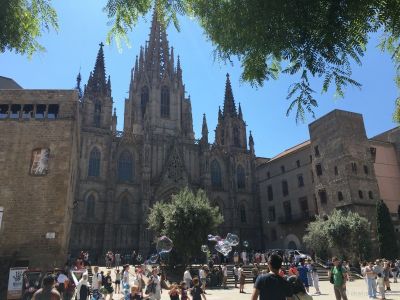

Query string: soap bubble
243 240 249 248
149 254 159 264
156 236 173 253
201 245 209 253
215 239 232 256
136 254 143 263
226 233 239 246
207 234 222 242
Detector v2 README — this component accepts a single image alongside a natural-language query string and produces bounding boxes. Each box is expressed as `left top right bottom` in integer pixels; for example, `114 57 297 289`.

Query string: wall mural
30 148 50 175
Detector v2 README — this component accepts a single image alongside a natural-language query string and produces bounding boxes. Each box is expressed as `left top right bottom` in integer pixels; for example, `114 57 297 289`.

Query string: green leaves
303 209 371 261
147 188 223 264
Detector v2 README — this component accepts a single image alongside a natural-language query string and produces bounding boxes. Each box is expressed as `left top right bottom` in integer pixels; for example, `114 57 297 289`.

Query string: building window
0 105 8 119
281 165 285 173
297 174 304 187
48 104 59 119
364 165 369 175
368 191 373 199
370 147 377 162
36 104 46 119
268 206 276 222
316 164 323 176
283 201 292 221
282 180 289 197
237 165 246 189
334 166 338 176
88 147 101 177
86 194 95 218
10 104 21 119
141 86 149 117
267 185 273 201
296 160 300 168
338 191 344 201
211 160 222 188
30 148 50 176
358 190 364 199
22 104 34 119
351 162 357 173
271 228 277 241
160 85 170 118
314 146 320 157
233 126 240 147
120 197 129 220
319 189 327 204
118 151 133 182
240 204 247 223
299 197 309 216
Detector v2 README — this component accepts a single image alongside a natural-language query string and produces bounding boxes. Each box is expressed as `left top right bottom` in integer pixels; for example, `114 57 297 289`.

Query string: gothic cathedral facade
69 13 262 258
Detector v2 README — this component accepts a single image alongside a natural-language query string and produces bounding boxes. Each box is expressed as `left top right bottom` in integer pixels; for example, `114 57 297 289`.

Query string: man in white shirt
92 266 102 300
183 267 192 288
222 264 228 289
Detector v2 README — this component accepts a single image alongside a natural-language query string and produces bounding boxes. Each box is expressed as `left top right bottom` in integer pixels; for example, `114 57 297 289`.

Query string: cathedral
69 12 261 258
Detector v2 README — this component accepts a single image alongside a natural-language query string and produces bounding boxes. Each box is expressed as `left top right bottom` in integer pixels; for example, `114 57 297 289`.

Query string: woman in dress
148 268 162 300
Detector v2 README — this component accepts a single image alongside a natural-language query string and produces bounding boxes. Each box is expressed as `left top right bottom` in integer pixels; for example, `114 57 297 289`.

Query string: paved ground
97 265 400 300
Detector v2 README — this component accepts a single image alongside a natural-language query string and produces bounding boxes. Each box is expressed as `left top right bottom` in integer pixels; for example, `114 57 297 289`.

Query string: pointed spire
75 72 82 99
177 55 182 81
201 113 209 142
134 55 139 77
146 5 171 80
113 107 117 116
139 46 145 74
86 42 108 96
218 106 223 121
249 130 255 155
238 102 243 120
170 46 174 74
223 73 237 118
107 75 111 96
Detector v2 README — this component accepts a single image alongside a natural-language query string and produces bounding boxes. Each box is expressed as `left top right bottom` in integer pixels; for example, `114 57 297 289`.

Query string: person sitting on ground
251 253 294 300
32 275 61 300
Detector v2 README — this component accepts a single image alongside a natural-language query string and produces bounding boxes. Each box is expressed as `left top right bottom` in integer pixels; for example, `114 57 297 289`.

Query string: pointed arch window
88 147 101 177
118 151 134 182
160 86 170 118
120 197 129 220
86 194 95 218
141 86 149 118
211 160 222 188
237 165 246 189
233 126 240 147
240 204 247 223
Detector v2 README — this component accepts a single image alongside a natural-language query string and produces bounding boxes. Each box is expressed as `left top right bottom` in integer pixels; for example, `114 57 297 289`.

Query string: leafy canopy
2 0 400 121
147 188 223 264
303 209 371 261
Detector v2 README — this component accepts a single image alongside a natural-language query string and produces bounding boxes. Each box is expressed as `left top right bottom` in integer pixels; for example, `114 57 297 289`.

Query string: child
168 282 180 300
190 277 206 300
115 269 121 294
180 281 188 300
377 273 385 300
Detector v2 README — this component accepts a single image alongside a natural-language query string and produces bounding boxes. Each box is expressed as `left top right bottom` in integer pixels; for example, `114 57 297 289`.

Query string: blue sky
0 1 398 158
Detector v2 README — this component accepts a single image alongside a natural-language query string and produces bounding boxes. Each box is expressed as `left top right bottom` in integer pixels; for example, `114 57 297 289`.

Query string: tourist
180 281 189 300
310 260 321 295
76 274 90 300
261 252 266 264
222 263 228 289
199 266 207 293
288 263 298 277
56 270 68 299
169 282 180 300
92 266 103 300
365 262 376 299
103 270 114 300
32 275 61 300
329 257 348 300
233 264 239 288
238 263 246 293
252 263 260 284
395 259 400 280
190 277 206 300
122 264 131 300
241 250 248 265
383 261 391 291
377 273 385 300
288 276 313 300
297 259 310 293
251 253 293 300
183 267 192 289
114 269 121 294
148 267 162 300
234 251 239 264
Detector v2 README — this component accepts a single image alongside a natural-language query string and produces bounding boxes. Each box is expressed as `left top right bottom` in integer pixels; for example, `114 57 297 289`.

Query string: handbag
329 268 335 284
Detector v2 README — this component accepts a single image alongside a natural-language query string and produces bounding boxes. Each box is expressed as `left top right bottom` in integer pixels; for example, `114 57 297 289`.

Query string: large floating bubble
243 240 249 248
226 233 240 246
156 236 173 253
215 239 232 257
136 254 143 263
207 234 222 242
201 245 209 253
149 254 159 264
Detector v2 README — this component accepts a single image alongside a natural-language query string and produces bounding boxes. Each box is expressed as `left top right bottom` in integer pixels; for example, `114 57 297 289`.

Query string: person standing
233 265 239 288
114 269 121 294
115 252 121 269
365 262 376 299
383 261 391 291
222 264 228 289
252 264 260 284
148 268 162 300
199 266 207 293
251 253 293 300
190 277 206 300
76 274 90 300
92 266 103 300
297 259 310 293
241 251 248 265
310 261 321 295
32 275 61 300
238 263 246 293
122 264 131 300
329 257 348 300
56 271 68 299
234 251 239 265
183 267 192 289
377 273 385 300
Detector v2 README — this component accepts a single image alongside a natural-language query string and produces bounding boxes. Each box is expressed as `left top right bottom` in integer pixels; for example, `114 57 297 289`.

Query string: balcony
277 211 315 224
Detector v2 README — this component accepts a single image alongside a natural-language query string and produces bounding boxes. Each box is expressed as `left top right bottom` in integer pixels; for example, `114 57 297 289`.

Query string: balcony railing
277 211 315 224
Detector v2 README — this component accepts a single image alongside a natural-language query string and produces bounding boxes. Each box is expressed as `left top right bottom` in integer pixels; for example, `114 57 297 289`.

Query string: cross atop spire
223 73 237 117
86 42 109 96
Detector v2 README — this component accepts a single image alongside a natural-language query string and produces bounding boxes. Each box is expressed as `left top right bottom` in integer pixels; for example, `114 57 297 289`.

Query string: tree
147 188 223 264
3 1 400 121
0 0 58 56
303 209 371 261
376 199 399 259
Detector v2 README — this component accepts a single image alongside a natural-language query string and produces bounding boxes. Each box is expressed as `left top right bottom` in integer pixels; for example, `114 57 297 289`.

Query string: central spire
146 6 171 79
223 73 237 117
